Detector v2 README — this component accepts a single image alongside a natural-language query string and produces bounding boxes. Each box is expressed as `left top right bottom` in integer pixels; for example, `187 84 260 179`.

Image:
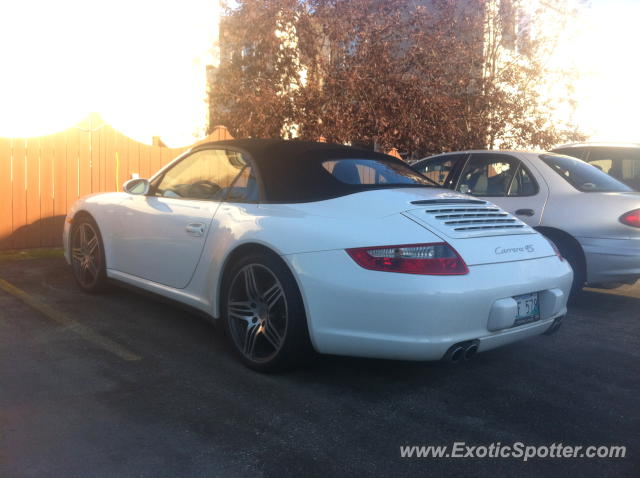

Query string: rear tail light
346 243 468 275
619 209 640 228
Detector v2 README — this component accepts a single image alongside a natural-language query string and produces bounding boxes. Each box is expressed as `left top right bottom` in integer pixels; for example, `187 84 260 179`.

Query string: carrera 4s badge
494 244 535 255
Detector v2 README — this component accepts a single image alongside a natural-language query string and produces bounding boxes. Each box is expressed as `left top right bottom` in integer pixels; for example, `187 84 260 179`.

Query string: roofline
553 142 640 149
420 149 546 160
184 138 404 162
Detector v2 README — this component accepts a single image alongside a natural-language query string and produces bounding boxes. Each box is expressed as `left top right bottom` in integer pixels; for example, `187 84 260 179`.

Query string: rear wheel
70 215 107 292
222 252 310 372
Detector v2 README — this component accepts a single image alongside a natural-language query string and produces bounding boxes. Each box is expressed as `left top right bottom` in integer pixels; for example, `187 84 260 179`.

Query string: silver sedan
412 151 640 295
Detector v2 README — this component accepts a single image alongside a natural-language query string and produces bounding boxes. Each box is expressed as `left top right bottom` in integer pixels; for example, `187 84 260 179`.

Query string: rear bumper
285 251 572 361
578 236 640 285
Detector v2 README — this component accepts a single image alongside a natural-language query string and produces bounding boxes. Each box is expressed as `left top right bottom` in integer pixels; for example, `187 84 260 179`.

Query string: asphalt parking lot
0 256 638 477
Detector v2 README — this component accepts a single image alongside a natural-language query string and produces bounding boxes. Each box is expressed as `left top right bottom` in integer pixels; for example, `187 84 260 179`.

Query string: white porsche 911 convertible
64 139 572 371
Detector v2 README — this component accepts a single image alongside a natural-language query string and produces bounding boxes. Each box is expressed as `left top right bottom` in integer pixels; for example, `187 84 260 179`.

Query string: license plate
513 293 540 326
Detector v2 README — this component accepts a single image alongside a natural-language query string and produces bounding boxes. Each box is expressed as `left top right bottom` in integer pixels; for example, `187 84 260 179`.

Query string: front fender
63 192 130 265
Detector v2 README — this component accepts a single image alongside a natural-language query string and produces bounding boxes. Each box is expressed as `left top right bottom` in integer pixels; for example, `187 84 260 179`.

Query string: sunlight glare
569 0 640 142
0 0 220 146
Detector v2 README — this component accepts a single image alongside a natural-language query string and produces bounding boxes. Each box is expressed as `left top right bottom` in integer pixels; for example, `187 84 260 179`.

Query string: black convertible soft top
192 139 432 203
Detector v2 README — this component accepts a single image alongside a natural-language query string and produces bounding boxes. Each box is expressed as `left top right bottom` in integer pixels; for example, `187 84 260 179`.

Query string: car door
110 148 251 289
453 152 548 226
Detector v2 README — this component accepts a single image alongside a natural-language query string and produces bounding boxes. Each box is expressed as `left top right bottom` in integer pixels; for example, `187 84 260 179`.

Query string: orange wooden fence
0 114 233 251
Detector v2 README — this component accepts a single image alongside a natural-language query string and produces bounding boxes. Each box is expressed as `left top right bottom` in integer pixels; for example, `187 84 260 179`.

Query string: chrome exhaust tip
544 316 564 336
464 343 479 360
447 346 466 363
444 340 480 363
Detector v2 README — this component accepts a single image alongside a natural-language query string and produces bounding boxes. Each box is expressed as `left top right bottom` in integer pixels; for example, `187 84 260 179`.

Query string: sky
0 0 220 147
0 0 637 146
566 0 640 142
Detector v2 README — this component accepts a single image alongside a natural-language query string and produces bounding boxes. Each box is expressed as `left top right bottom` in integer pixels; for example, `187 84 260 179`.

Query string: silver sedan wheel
227 264 288 363
71 222 102 288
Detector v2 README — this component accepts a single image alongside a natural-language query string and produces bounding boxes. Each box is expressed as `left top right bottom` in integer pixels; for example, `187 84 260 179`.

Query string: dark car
551 143 640 191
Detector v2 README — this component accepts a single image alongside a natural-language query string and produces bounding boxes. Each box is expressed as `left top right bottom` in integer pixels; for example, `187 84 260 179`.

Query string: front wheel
222 252 311 372
70 215 108 292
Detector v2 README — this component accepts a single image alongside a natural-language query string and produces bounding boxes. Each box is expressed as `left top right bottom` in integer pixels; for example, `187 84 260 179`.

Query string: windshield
539 154 632 193
323 158 438 187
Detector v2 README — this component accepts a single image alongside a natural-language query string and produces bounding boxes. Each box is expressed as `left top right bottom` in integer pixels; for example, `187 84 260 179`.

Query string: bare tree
209 0 585 156
209 0 312 138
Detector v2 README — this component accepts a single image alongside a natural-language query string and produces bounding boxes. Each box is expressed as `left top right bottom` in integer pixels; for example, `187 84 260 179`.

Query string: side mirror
123 178 150 195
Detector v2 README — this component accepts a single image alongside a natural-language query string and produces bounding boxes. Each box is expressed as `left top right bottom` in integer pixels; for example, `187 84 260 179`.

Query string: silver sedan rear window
540 154 632 193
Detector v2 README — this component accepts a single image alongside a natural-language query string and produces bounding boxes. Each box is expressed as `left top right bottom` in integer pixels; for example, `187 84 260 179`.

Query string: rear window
551 147 588 160
539 154 632 193
323 159 436 186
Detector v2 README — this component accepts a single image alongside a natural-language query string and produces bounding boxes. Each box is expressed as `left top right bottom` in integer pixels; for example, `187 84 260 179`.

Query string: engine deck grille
424 205 525 232
408 201 530 237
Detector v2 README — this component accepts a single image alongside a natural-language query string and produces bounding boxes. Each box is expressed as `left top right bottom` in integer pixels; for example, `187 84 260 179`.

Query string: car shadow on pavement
572 287 640 315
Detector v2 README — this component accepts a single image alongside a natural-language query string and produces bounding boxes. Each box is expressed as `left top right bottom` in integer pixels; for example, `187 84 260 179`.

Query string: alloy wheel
71 222 102 288
227 264 288 363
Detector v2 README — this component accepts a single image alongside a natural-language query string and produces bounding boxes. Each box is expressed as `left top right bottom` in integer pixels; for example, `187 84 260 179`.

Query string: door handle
515 209 535 217
185 222 205 237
